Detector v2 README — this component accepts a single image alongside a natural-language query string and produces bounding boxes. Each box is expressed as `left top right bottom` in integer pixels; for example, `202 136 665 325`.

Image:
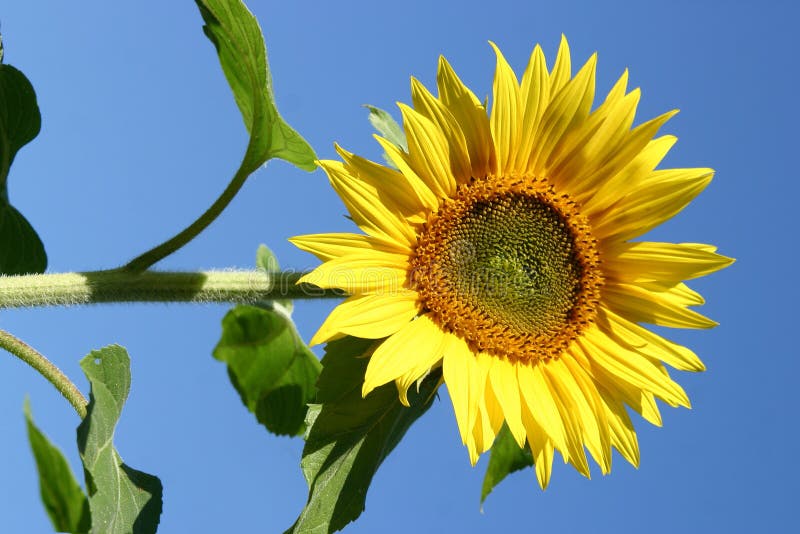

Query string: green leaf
25 399 91 533
288 337 440 534
76 345 162 534
214 304 321 436
480 423 533 506
0 61 47 274
196 0 317 172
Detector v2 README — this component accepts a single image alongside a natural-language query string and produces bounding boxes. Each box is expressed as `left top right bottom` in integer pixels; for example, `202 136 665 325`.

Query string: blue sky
0 1 795 532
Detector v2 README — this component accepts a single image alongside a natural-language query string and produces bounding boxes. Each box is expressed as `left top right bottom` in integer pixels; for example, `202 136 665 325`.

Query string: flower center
410 177 603 363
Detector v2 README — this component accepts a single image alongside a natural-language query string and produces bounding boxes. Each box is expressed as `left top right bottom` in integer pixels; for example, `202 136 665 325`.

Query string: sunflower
291 36 732 488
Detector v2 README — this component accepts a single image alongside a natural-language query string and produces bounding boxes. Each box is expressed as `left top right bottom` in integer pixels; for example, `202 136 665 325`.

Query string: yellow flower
291 36 732 488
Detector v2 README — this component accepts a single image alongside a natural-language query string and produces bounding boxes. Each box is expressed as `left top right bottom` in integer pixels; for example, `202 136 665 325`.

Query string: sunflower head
291 36 733 489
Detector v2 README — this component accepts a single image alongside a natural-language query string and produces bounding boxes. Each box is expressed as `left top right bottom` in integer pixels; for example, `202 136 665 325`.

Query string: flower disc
412 176 602 362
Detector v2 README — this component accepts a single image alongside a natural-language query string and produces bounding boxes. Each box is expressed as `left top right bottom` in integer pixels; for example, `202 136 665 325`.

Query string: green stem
0 329 87 418
122 165 252 273
0 270 342 309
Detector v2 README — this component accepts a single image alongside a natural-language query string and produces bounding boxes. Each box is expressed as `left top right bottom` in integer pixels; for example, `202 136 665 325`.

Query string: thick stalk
0 329 87 418
0 270 343 308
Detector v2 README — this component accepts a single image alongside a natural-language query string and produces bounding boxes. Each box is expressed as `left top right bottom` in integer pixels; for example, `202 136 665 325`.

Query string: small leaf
288 336 440 534
364 105 407 150
256 243 292 314
77 345 162 534
480 424 534 505
214 304 321 436
365 105 406 169
0 61 47 273
196 0 317 172
25 399 91 533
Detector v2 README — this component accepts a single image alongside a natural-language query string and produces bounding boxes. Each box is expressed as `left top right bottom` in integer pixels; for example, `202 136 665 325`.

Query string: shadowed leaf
214 304 321 436
0 61 46 273
288 336 440 534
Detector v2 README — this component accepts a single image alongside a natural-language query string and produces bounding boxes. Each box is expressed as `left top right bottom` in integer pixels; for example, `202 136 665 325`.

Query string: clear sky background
0 1 795 532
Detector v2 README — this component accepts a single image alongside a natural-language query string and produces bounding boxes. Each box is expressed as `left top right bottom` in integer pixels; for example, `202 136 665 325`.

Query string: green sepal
25 399 91 533
76 345 162 534
480 423 534 506
287 336 441 534
365 105 406 169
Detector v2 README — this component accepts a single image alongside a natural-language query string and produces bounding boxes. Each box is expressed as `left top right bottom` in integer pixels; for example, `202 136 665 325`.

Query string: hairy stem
0 270 343 309
0 329 87 418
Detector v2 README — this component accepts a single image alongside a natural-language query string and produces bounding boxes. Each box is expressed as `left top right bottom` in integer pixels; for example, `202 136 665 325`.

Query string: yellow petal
395 326 446 407
553 356 612 474
560 354 611 475
593 168 713 241
310 291 420 345
487 358 526 447
539 363 591 477
549 86 640 193
604 281 718 329
602 241 735 283
319 160 416 246
298 252 408 294
581 328 691 408
336 144 428 221
514 45 550 173
582 134 675 215
589 358 664 426
530 53 597 176
489 42 522 175
437 55 497 177
374 135 441 212
443 333 486 456
597 386 640 467
410 77 472 183
597 307 706 372
473 355 503 455
520 400 555 489
517 362 570 458
289 232 410 262
362 314 445 397
549 34 572 95
397 102 457 198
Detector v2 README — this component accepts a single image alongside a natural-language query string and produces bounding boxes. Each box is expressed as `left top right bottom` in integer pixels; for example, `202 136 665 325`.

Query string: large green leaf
25 400 91 533
0 58 47 274
288 337 441 534
480 424 534 506
76 345 162 534
214 304 321 436
195 0 316 172
214 244 320 436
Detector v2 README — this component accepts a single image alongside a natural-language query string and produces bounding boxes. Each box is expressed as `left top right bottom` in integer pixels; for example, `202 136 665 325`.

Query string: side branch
0 270 343 309
0 329 88 418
